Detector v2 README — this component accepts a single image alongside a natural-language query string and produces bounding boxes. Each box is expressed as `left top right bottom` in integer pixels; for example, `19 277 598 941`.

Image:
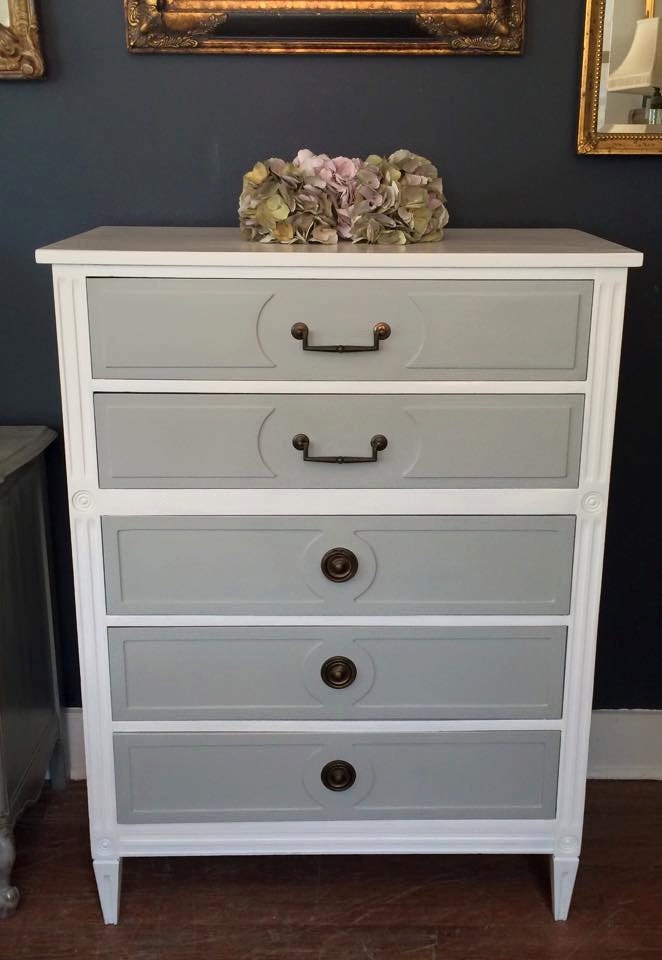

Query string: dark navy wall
1 2 660 707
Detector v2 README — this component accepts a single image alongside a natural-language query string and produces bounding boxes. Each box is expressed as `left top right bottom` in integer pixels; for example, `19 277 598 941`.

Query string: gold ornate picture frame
0 0 44 78
126 0 526 55
578 0 662 154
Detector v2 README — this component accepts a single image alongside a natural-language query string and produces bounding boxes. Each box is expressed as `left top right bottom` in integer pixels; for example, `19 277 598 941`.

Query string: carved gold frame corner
578 0 662 155
125 0 526 56
0 0 44 78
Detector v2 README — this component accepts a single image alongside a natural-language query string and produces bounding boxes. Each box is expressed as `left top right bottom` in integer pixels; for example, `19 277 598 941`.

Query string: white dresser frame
38 230 641 924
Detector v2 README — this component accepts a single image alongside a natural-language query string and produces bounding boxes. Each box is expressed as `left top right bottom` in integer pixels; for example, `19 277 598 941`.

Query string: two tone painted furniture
36 227 642 924
0 427 65 918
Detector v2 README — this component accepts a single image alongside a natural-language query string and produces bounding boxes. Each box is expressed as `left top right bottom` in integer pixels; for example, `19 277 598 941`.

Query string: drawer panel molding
108 625 567 722
88 279 593 382
95 394 584 490
114 731 562 823
101 515 576 616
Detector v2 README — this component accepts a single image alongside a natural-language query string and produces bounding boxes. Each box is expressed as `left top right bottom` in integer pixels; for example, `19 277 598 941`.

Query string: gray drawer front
114 731 561 823
88 279 592 381
102 516 575 616
95 394 584 489
109 626 567 721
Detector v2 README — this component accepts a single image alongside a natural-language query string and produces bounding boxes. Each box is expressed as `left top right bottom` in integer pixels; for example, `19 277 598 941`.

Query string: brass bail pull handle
292 434 388 464
291 321 391 353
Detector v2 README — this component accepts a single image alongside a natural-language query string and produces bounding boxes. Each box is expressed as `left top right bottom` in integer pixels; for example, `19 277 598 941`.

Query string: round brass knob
321 760 356 792
291 322 308 341
374 322 391 341
321 547 358 583
321 656 357 689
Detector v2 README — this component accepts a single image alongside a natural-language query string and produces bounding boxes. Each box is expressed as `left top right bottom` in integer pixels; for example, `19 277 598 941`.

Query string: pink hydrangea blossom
293 150 363 239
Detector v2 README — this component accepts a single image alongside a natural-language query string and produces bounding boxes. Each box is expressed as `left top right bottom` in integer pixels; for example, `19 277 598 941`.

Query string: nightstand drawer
102 515 575 616
95 393 584 489
87 278 592 381
114 731 561 823
108 625 567 721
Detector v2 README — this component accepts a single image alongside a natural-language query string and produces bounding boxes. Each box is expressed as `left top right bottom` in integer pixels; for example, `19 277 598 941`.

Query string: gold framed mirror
0 0 44 78
125 0 526 55
579 0 662 154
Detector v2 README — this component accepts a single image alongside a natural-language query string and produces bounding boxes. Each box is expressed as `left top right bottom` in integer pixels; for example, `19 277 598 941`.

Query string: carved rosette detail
558 835 580 855
582 492 605 515
72 490 94 512
0 0 44 78
91 836 118 859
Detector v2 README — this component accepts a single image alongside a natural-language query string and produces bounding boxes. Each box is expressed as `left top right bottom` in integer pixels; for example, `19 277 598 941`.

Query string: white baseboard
588 710 662 780
63 707 86 780
61 707 662 783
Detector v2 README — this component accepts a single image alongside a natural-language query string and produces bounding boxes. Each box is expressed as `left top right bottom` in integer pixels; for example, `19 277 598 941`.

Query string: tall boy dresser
37 227 641 924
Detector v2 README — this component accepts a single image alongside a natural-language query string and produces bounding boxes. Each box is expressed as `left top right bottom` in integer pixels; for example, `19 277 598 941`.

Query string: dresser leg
93 858 122 924
550 855 579 921
49 738 67 791
0 827 19 919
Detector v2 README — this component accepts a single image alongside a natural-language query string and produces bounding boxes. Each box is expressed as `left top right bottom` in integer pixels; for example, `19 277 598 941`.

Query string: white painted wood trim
54 271 119 863
63 708 662 782
111 719 565 734
92 488 584 516
91 380 590 394
43 264 624 280
34 226 643 268
115 819 557 858
552 268 626 860
104 615 571 627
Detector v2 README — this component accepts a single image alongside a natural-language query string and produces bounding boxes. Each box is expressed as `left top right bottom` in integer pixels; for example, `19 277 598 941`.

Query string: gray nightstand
0 427 65 918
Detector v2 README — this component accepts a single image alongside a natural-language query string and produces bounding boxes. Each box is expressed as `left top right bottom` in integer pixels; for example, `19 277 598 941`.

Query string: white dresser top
35 227 643 268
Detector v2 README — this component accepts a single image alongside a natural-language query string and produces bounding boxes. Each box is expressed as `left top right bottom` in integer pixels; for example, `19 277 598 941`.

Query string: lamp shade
608 16 662 94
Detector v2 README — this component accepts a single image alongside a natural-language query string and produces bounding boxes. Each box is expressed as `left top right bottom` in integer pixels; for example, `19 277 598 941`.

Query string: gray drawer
94 394 584 489
114 731 561 823
109 625 567 721
88 279 592 381
102 516 575 616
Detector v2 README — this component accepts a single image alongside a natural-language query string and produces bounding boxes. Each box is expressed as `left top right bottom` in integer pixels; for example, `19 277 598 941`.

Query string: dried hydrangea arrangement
238 149 448 245
238 156 338 245
350 151 449 245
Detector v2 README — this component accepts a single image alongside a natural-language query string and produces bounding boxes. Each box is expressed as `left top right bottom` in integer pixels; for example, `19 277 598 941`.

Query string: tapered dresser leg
0 827 19 919
93 858 122 924
550 855 579 921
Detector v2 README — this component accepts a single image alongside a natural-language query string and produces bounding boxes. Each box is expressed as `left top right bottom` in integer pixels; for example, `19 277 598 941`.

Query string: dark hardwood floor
1 781 661 959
